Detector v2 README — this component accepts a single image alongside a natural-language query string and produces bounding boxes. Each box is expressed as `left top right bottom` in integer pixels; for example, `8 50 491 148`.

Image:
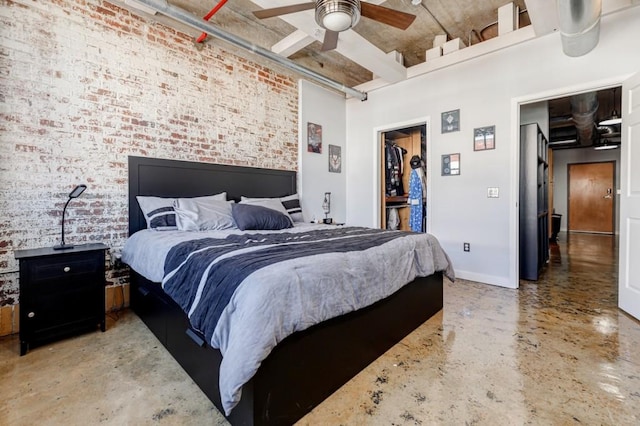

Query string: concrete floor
1 232 639 425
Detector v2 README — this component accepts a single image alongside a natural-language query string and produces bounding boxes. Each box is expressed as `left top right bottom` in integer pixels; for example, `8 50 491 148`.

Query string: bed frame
127 155 443 425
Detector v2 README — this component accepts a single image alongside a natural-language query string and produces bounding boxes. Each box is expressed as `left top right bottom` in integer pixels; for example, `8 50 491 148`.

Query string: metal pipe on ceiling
557 0 601 57
570 92 599 146
129 0 368 101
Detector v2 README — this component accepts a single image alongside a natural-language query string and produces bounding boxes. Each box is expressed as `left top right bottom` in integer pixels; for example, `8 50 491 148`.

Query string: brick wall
0 0 299 334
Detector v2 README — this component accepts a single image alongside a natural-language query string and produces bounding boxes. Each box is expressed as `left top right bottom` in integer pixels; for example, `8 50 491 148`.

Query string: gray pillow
239 197 294 224
136 193 226 231
240 195 305 223
173 198 236 231
231 203 293 231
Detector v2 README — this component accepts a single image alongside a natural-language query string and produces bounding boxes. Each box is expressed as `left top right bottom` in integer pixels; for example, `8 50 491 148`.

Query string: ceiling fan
253 0 417 52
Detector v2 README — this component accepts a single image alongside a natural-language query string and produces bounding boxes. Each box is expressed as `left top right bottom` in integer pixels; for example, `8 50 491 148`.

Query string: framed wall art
328 144 341 173
307 122 322 153
474 125 496 151
441 109 460 133
441 153 460 176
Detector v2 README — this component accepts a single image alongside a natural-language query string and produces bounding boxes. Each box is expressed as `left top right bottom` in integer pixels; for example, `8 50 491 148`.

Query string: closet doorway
380 124 427 232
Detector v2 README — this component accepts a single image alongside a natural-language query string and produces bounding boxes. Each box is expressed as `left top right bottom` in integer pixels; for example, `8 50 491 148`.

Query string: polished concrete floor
1 233 639 425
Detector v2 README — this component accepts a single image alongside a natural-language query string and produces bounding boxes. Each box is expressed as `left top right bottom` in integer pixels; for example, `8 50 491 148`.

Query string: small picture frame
307 122 322 154
441 109 460 133
328 144 341 173
442 153 461 176
474 126 496 151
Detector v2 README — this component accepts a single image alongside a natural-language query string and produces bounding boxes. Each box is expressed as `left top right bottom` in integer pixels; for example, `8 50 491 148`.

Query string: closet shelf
385 195 408 203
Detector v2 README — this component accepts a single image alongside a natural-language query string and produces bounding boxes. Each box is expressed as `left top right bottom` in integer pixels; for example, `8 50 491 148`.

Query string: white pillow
239 198 293 224
136 192 226 231
280 194 305 223
173 198 236 231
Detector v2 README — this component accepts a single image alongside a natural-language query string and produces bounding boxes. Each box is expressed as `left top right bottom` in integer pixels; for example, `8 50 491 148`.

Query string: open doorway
518 86 622 282
377 122 427 232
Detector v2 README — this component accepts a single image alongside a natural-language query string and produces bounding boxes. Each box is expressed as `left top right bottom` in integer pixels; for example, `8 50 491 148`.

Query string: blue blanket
162 227 407 343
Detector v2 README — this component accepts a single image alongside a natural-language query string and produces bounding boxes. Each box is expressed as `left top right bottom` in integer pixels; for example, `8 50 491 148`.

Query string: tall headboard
128 156 297 235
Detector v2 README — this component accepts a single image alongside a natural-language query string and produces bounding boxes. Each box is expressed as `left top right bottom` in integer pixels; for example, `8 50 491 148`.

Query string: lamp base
53 244 75 250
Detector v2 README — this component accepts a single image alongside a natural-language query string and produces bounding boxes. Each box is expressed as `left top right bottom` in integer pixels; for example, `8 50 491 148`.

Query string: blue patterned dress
408 168 424 232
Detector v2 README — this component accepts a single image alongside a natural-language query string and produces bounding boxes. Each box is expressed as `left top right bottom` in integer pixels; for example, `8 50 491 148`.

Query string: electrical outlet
463 242 470 252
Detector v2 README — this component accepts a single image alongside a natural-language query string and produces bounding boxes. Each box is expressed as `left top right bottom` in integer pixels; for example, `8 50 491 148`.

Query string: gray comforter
122 223 453 415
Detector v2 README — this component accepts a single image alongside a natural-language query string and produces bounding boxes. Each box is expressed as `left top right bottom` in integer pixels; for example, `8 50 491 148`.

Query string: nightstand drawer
28 254 102 282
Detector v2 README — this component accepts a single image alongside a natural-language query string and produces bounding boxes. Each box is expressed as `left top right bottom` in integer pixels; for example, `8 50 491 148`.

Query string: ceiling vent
557 0 602 57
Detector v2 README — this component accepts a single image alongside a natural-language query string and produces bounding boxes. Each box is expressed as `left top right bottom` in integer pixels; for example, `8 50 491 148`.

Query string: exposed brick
0 0 299 312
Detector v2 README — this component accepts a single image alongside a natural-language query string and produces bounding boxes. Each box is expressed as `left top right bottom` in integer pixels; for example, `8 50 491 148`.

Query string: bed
124 155 452 425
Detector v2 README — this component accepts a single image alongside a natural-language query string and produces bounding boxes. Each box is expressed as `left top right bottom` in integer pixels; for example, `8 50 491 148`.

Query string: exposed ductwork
557 0 602 57
570 92 598 146
127 0 368 101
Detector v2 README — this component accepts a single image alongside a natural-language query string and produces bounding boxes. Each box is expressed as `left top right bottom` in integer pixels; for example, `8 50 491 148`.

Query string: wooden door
568 162 614 233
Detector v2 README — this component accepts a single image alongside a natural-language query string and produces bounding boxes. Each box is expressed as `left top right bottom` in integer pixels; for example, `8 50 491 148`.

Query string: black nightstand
14 243 108 355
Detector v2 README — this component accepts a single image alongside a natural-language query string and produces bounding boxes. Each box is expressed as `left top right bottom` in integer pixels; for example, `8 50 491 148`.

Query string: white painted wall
299 80 346 224
343 7 640 287
520 101 549 140
552 148 621 233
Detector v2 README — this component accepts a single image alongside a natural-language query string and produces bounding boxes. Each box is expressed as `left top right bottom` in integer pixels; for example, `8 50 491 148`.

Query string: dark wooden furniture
14 243 108 355
520 123 550 280
127 155 444 425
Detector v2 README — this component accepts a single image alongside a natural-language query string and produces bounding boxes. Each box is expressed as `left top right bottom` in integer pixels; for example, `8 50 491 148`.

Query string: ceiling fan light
322 11 353 31
316 0 361 32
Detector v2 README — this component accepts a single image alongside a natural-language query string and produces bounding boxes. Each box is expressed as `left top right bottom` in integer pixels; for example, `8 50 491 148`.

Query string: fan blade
253 3 315 19
321 30 339 51
361 3 416 30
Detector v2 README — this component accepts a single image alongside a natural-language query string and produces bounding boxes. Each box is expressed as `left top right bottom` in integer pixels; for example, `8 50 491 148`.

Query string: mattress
122 223 453 414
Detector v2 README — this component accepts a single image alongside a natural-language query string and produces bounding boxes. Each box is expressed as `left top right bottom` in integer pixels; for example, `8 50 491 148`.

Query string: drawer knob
28 312 35 318
63 266 71 272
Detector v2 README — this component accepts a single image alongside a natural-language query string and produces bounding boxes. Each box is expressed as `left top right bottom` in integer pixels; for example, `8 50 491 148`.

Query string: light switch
487 187 499 198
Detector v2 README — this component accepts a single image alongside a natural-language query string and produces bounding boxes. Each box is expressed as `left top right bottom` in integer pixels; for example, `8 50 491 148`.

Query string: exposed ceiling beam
271 30 315 57
250 0 407 83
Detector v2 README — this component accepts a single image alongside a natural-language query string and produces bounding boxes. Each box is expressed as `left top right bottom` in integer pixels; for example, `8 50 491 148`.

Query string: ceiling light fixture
594 140 619 151
316 0 361 32
599 87 622 126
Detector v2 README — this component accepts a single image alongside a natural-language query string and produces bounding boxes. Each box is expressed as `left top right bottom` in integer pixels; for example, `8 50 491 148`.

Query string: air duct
128 0 368 101
570 92 598 146
557 0 602 57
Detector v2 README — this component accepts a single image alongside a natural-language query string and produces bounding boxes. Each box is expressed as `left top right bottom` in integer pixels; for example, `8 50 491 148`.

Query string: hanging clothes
384 141 407 196
408 156 426 232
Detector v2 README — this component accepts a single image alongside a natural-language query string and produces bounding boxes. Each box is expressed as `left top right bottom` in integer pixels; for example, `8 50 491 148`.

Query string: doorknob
603 188 613 199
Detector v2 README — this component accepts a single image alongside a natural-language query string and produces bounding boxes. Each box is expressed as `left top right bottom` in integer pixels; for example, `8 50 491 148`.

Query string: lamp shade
54 184 87 250
599 87 622 126
322 192 331 216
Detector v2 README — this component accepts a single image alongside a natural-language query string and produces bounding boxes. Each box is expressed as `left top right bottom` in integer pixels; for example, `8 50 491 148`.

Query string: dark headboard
128 156 297 235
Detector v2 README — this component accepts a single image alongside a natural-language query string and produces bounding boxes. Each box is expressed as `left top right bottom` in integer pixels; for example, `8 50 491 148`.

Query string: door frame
373 117 431 231
510 74 634 288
